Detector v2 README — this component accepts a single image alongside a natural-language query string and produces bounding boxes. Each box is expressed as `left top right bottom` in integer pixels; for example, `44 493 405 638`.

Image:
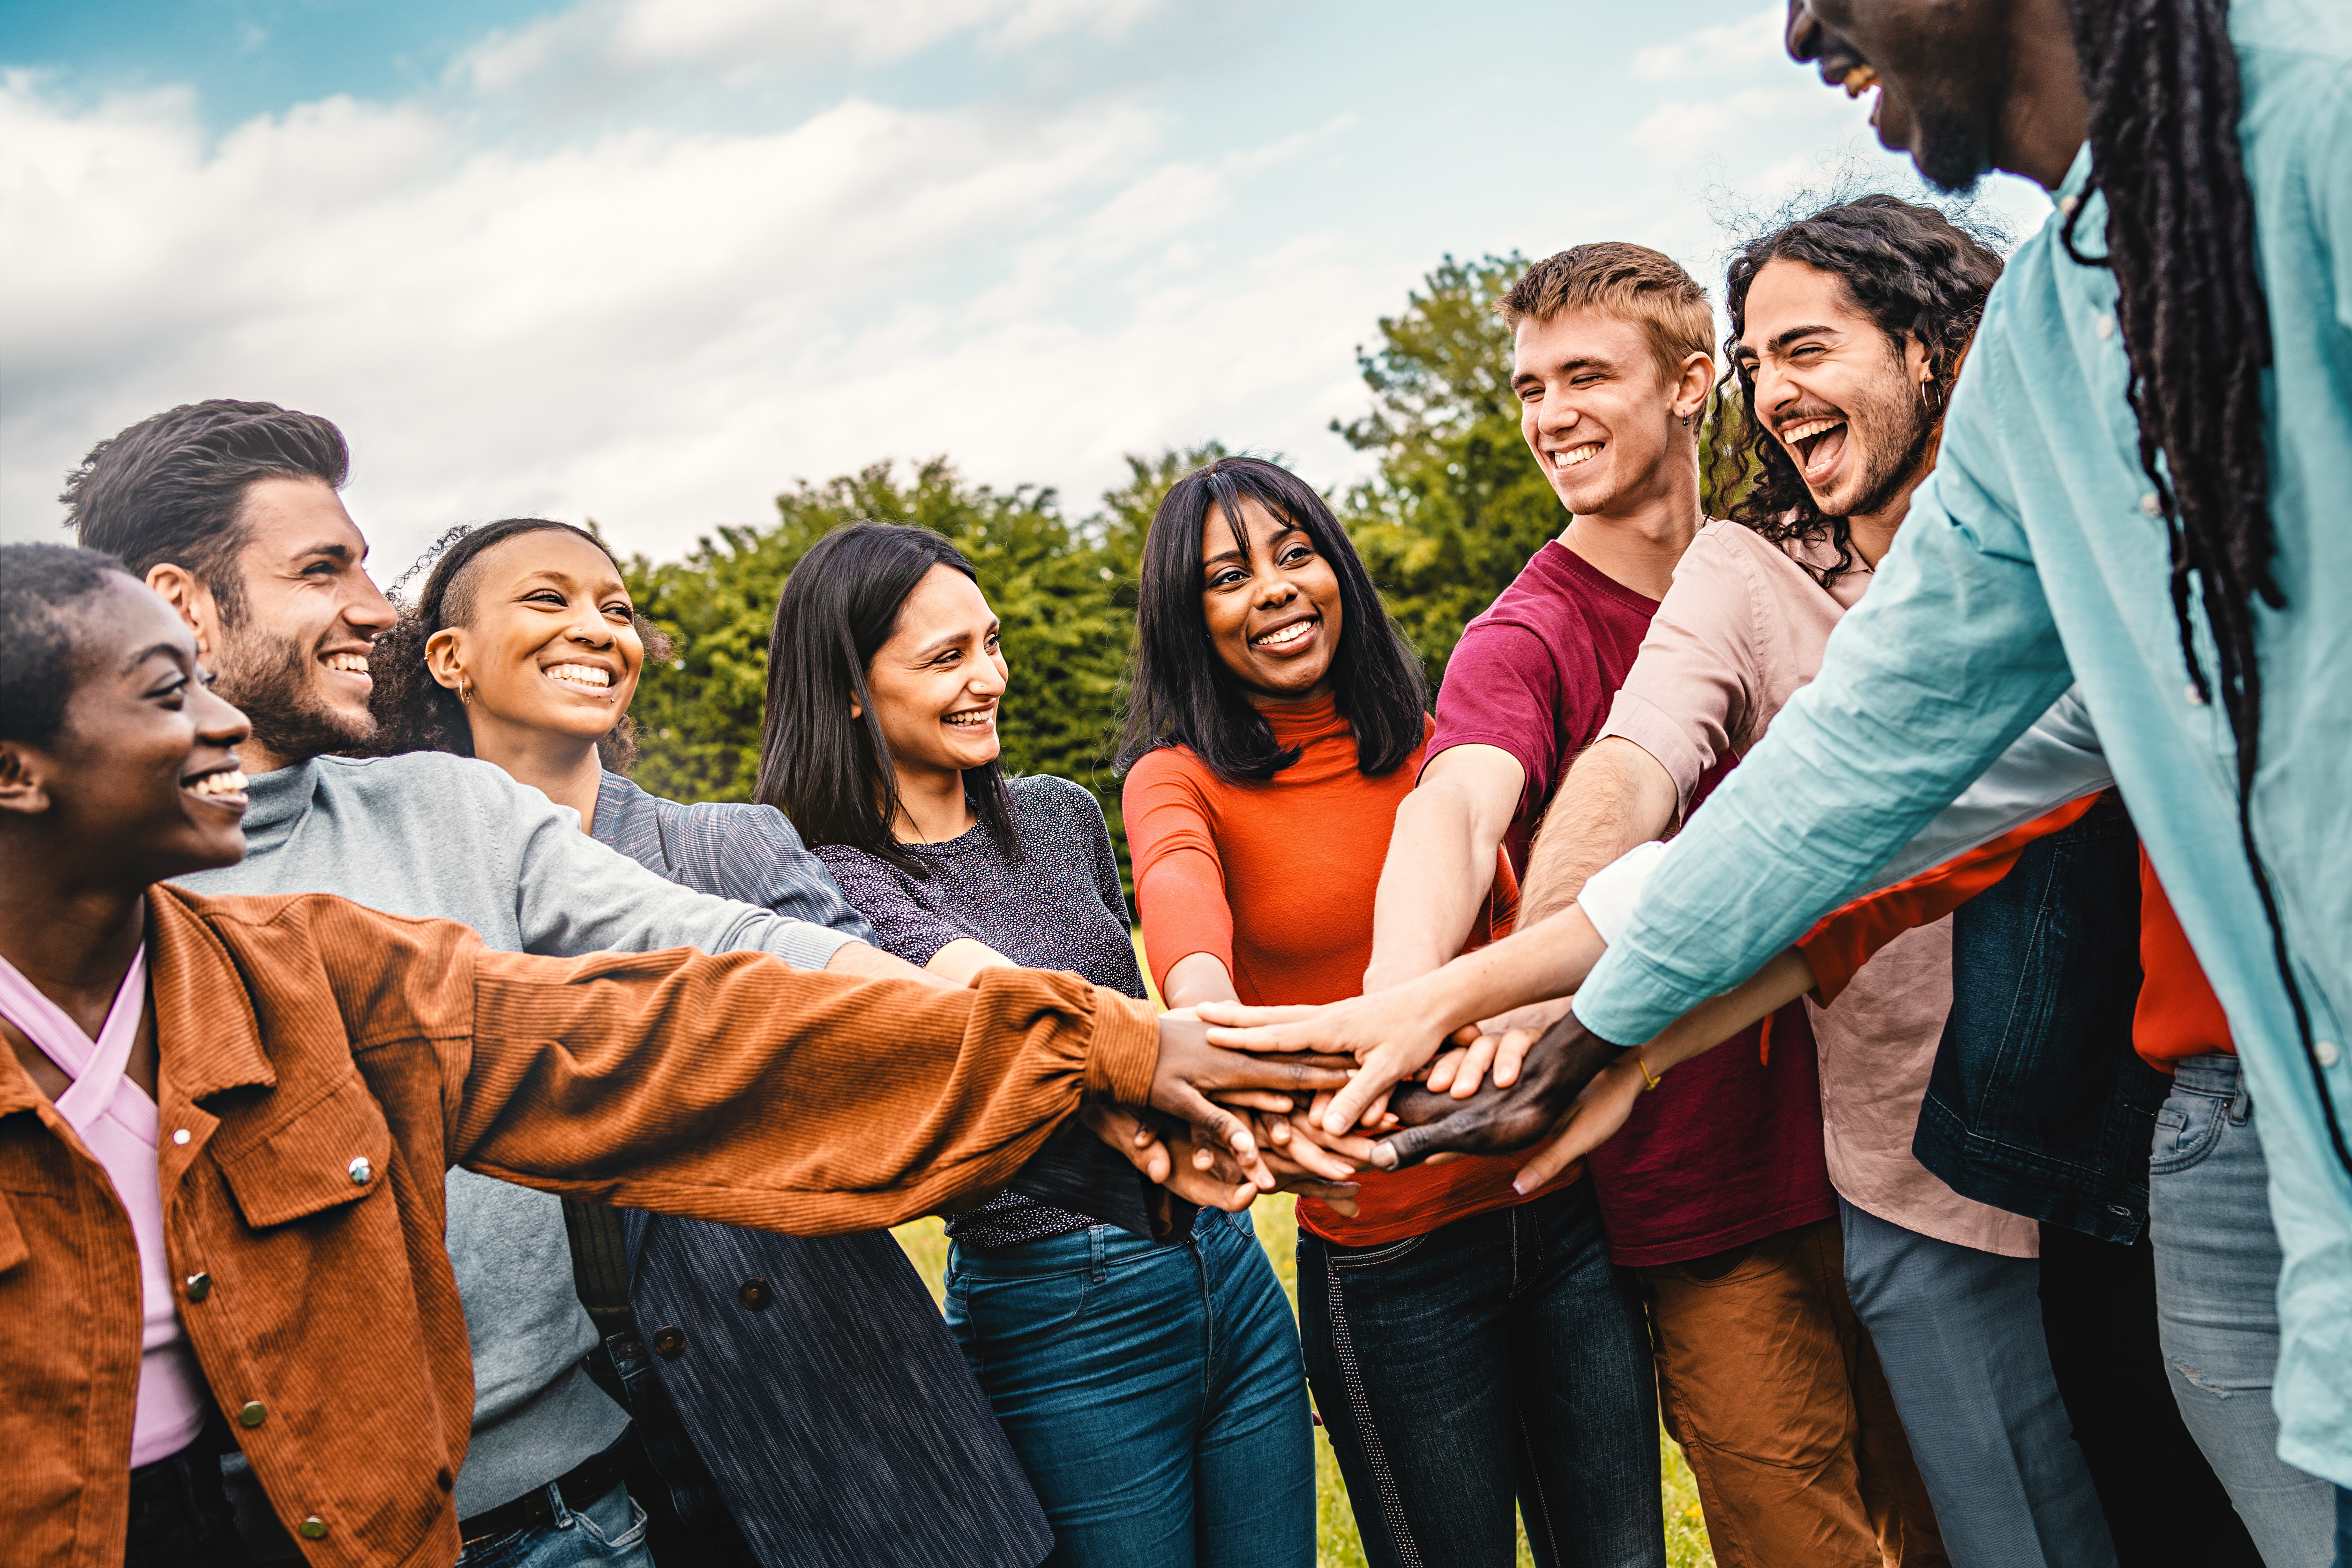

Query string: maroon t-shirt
1428 540 1835 1267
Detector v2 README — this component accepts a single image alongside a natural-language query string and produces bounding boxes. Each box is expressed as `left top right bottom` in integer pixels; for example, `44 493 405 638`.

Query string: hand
1194 994 1453 1136
1425 996 1575 1098
1364 1006 1627 1170
1504 1052 1649 1194
1149 1014 1356 1189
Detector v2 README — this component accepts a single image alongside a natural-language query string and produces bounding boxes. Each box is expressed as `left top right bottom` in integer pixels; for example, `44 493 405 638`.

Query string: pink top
1598 519 2038 1260
0 947 210 1464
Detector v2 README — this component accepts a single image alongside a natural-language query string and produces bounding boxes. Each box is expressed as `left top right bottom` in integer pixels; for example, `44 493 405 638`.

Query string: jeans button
738 1277 772 1311
652 1325 687 1358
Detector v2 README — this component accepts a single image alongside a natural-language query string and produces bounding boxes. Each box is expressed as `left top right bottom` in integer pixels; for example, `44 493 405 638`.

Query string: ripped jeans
2151 1053 2334 1566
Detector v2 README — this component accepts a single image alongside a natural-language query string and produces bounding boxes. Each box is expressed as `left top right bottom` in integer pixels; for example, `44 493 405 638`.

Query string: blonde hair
1499 242 1713 384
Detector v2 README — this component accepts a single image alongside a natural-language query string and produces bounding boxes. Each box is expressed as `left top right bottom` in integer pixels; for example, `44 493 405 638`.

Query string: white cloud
1631 5 1784 83
458 0 1160 94
0 45 1387 577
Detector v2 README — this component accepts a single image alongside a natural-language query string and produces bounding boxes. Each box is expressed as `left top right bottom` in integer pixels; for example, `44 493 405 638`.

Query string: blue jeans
2152 1053 2337 1566
1839 1198 2115 1568
944 1208 1314 1568
455 1481 652 1568
1298 1185 1662 1568
2334 1486 2352 1567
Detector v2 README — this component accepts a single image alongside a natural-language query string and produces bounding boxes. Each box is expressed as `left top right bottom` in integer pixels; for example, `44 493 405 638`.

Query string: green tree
1334 253 1749 687
624 445 1228 892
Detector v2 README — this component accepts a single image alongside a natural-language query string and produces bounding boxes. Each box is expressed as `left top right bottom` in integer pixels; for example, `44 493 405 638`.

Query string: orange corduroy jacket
0 885 1159 1567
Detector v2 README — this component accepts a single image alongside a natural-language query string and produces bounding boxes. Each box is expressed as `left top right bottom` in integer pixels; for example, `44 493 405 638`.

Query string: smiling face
0 577 253 885
191 476 394 773
1513 308 1707 521
1198 495 1344 706
1738 257 1936 523
424 530 644 750
857 564 1007 785
1787 0 2020 192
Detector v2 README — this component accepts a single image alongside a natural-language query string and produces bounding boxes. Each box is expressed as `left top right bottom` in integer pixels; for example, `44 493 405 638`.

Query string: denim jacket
1916 792 2170 1245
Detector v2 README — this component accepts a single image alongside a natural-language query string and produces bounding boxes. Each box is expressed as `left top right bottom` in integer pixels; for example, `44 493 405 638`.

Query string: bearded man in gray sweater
62 400 1270 1565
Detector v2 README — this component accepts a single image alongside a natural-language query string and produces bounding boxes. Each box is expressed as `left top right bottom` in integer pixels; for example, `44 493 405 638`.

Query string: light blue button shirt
1572 0 2352 1485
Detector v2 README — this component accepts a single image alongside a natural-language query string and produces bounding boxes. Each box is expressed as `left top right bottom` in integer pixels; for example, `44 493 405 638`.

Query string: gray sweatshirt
175 752 856 1517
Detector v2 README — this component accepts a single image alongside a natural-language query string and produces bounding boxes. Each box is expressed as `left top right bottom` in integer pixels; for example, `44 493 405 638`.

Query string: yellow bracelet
1636 1051 1662 1091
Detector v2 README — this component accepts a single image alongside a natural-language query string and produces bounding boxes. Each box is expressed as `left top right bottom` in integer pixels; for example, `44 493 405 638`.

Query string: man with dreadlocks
1279 0 2352 1559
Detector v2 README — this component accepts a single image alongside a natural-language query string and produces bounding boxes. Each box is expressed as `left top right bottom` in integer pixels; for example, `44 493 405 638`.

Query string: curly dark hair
363 518 670 773
1708 195 2005 586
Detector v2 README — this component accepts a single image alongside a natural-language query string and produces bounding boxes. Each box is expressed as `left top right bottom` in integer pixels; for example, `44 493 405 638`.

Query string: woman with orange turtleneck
1119 458 1661 1568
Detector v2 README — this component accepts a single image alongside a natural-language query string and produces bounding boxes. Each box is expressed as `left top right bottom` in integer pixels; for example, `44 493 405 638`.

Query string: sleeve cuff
1596 691 1708 815
786 924 861 972
1084 990 1162 1106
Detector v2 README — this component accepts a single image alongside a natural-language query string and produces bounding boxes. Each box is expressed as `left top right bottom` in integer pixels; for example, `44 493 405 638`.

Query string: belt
458 1429 636 1548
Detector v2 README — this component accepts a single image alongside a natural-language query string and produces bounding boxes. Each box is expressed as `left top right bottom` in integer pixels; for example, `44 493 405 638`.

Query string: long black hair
365 518 667 771
1117 456 1427 781
754 522 1020 874
2059 0 2345 1171
1712 195 2005 586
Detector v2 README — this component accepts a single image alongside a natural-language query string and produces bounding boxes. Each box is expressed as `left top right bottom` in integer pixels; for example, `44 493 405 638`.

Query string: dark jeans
1298 1184 1663 1568
2036 1224 2262 1568
944 1207 1313 1568
126 1425 246 1568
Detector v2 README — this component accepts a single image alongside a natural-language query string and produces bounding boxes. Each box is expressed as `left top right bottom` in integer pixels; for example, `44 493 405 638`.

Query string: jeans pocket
2150 1090 2227 1176
1324 1232 1428 1271
566 1491 650 1560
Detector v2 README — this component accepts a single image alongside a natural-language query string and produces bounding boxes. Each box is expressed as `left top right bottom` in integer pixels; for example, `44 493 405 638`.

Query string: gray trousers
1839 1198 2116 1568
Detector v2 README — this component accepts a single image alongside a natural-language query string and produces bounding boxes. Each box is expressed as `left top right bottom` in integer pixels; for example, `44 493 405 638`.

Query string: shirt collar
145 885 276 1101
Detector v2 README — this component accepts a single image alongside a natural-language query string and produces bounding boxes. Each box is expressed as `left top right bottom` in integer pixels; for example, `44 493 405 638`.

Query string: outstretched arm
1517 738 1678 928
1363 744 1524 991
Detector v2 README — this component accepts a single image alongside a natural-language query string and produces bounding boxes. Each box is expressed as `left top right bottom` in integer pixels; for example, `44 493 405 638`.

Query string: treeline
622 254 1745 887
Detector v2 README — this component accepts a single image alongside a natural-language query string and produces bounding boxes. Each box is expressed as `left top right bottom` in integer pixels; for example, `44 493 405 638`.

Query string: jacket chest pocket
215 1073 396 1228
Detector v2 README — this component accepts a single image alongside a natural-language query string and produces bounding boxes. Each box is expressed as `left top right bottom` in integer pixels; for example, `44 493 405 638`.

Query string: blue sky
0 0 2055 576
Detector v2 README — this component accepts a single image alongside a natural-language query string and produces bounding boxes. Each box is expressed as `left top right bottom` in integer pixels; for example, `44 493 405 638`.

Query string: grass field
892 1198 1716 1568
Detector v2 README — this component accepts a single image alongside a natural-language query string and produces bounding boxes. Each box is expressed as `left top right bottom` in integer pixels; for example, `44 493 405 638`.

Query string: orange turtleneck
1123 696 1571 1245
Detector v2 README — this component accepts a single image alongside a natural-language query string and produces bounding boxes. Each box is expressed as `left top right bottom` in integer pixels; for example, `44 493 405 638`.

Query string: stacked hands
1121 974 1654 1216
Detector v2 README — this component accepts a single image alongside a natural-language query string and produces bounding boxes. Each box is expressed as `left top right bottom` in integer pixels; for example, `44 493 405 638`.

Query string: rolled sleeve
1574 426 2075 1046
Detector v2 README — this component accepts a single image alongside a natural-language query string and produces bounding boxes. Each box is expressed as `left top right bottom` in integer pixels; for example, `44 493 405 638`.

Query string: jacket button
298 1516 328 1540
348 1155 373 1185
651 1325 686 1358
185 1273 212 1303
237 1401 267 1428
737 1277 772 1311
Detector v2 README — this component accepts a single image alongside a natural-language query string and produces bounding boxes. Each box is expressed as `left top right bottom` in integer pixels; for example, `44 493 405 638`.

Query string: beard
1817 375 1939 525
211 618 376 766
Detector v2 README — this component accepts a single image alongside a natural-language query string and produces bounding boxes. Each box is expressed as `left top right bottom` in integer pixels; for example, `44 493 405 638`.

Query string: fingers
1195 1001 1325 1032
1366 1118 1469 1170
1168 1089 1275 1190
1491 1028 1538 1089
1273 1178 1360 1216
1209 1089 1298 1113
1318 1043 1422 1133
1264 1126 1359 1182
1446 1034 1500 1100
1425 1045 1468 1094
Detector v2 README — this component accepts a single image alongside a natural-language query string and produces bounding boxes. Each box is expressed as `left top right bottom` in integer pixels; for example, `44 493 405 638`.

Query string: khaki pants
1640 1218 1947 1568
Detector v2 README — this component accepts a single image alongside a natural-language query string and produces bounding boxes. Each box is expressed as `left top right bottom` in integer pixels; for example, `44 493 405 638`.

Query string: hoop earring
456 674 472 704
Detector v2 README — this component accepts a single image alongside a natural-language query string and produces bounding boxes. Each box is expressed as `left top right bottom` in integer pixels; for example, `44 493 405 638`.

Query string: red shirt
1124 699 1563 1246
1428 541 1835 1266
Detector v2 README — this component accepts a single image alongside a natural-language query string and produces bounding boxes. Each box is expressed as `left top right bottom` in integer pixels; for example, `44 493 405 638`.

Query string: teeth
1843 64 1879 98
1783 418 1845 443
1551 444 1601 470
944 710 993 727
324 653 370 674
188 770 248 798
545 664 611 688
1254 621 1314 648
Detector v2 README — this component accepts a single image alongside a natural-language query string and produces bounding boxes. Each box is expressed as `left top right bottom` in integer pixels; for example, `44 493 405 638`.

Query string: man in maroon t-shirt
1365 242 1940 1564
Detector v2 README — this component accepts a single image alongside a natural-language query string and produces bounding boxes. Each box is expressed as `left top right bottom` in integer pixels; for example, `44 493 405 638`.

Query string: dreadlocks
2060 0 2345 1171
1712 195 2004 586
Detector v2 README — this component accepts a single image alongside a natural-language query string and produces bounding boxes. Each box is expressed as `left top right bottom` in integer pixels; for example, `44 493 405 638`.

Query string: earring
456 674 472 703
